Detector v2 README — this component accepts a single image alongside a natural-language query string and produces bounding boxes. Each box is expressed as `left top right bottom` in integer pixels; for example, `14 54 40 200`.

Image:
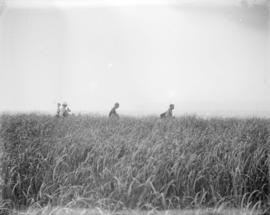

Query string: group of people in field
56 102 71 117
56 102 174 119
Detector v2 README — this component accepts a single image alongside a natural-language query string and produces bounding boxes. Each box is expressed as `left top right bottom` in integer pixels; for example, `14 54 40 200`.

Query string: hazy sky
0 0 269 116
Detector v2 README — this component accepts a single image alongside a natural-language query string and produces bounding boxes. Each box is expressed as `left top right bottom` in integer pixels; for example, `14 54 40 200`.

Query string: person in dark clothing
56 103 61 117
160 104 175 119
109 102 120 118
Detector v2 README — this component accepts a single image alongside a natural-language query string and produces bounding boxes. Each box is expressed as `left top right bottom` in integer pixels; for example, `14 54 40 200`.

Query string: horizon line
1 109 270 117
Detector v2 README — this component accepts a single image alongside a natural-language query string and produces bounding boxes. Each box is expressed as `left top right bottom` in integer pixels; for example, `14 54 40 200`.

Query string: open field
0 114 269 213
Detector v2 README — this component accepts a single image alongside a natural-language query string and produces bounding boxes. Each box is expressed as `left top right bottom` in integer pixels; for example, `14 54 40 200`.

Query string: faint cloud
172 0 268 31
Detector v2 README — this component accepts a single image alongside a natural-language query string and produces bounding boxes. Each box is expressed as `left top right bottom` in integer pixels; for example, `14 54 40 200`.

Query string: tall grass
0 114 269 211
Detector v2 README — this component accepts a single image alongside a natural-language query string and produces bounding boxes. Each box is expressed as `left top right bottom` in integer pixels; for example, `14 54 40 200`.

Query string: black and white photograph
0 0 269 214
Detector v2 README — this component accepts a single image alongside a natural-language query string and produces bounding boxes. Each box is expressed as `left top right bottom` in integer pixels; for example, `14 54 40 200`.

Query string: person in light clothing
60 102 71 117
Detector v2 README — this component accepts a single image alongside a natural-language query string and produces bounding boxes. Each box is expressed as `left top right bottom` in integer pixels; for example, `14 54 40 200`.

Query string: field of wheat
0 114 269 214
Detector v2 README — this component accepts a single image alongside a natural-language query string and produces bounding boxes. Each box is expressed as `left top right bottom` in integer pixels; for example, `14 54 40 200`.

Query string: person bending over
160 104 174 119
109 102 120 118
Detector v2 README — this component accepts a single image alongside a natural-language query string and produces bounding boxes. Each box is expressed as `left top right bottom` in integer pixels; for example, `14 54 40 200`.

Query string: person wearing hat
160 104 175 119
60 102 71 117
109 102 120 118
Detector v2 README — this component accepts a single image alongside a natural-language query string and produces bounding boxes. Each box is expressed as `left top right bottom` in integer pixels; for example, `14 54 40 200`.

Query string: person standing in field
56 103 61 117
109 102 120 118
160 104 175 119
60 102 71 117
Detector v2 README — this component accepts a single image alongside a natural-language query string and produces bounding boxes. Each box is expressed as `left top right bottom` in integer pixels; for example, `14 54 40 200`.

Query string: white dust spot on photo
107 63 113 71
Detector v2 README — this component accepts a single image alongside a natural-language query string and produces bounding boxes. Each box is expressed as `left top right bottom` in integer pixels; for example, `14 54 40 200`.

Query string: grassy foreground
14 207 262 215
0 114 269 212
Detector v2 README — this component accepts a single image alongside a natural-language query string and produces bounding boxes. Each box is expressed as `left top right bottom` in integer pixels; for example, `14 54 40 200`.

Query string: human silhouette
60 102 71 117
56 103 61 117
160 104 174 119
109 102 120 118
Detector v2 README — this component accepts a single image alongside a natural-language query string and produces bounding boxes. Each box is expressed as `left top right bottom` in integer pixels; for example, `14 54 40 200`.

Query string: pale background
0 0 269 116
